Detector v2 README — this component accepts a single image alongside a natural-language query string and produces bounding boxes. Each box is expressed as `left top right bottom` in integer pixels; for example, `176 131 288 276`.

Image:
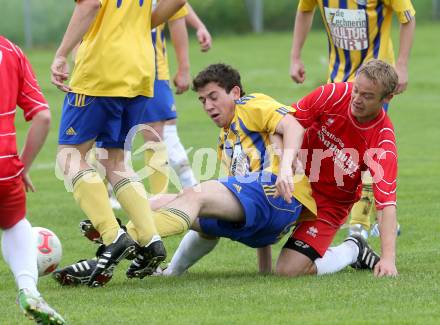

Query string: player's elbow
402 16 416 30
33 109 51 128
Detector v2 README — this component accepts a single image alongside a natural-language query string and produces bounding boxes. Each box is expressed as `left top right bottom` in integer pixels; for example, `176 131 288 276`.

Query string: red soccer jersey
293 82 397 224
0 36 48 181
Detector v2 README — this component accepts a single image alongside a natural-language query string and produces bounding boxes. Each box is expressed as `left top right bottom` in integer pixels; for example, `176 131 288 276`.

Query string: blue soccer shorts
58 93 150 149
199 172 303 248
140 79 177 123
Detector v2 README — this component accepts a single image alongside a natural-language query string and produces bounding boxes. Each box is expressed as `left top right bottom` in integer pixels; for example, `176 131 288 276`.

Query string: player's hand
51 55 71 92
290 59 306 84
196 27 212 52
173 69 191 95
22 173 36 192
275 163 294 204
373 258 398 277
394 64 408 94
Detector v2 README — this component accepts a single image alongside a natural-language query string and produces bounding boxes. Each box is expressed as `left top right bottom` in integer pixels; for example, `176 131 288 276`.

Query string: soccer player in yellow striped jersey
140 3 190 195
50 0 186 287
157 63 317 276
290 0 415 90
289 0 415 239
140 3 212 195
141 3 209 194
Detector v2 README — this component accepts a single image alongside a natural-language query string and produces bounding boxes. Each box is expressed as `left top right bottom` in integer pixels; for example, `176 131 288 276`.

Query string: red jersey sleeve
292 83 343 128
15 45 49 121
367 127 398 210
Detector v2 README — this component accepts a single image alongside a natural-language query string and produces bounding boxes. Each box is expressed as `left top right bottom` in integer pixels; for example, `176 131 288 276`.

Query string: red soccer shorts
290 202 352 257
0 178 26 229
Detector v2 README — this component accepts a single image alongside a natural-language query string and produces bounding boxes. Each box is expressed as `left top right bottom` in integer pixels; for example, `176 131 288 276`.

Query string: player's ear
231 85 241 100
383 93 394 104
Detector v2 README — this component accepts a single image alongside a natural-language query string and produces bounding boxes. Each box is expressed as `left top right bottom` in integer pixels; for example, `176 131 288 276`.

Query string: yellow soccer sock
144 142 169 194
350 183 375 230
72 169 119 245
114 179 158 246
126 207 191 239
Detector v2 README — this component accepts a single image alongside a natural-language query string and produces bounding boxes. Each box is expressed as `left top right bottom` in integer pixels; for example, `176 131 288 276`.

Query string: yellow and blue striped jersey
298 0 415 82
152 1 188 80
70 0 155 97
217 93 317 214
217 93 292 177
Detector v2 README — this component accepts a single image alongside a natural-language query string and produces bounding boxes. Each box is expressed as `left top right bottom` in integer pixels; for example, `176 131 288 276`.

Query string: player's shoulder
235 93 260 106
312 82 351 113
236 93 286 110
371 114 397 150
313 82 351 101
0 36 23 56
377 115 396 139
332 82 352 97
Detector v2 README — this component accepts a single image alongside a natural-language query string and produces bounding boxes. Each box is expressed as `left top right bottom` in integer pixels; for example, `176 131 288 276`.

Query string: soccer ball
33 227 62 276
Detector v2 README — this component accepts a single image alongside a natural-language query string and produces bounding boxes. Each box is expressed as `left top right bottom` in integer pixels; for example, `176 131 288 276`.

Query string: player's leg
126 180 244 278
276 219 343 277
61 142 136 287
97 146 165 281
164 119 198 188
0 182 65 323
153 176 249 277
101 147 160 246
98 95 173 280
154 179 245 227
140 79 178 194
58 141 122 247
163 172 303 276
57 94 122 247
276 216 379 277
163 229 219 276
71 193 179 247
348 172 374 239
142 121 169 194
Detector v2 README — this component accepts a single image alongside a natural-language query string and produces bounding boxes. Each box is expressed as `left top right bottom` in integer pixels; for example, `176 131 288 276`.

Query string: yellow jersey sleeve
298 0 317 11
235 93 295 135
385 0 416 24
169 4 188 21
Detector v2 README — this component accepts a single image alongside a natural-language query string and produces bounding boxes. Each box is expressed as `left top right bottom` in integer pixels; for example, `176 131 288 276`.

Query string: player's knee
275 262 306 278
56 145 86 179
141 123 164 142
275 250 316 277
100 151 125 174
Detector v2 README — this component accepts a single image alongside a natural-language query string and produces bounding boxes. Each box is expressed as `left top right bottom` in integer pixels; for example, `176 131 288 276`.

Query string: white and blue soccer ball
33 227 62 276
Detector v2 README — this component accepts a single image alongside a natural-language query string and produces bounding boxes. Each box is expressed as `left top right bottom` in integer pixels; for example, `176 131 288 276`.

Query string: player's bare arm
257 246 272 274
374 206 399 277
395 17 416 94
274 114 305 203
20 110 51 192
152 0 186 28
169 17 190 94
290 9 314 84
51 0 100 92
185 3 212 52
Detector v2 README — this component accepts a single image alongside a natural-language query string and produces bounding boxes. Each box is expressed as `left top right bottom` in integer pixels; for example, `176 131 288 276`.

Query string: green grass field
2 23 440 324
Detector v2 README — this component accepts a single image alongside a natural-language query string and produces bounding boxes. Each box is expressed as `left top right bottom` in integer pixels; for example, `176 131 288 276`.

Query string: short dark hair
192 63 245 97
